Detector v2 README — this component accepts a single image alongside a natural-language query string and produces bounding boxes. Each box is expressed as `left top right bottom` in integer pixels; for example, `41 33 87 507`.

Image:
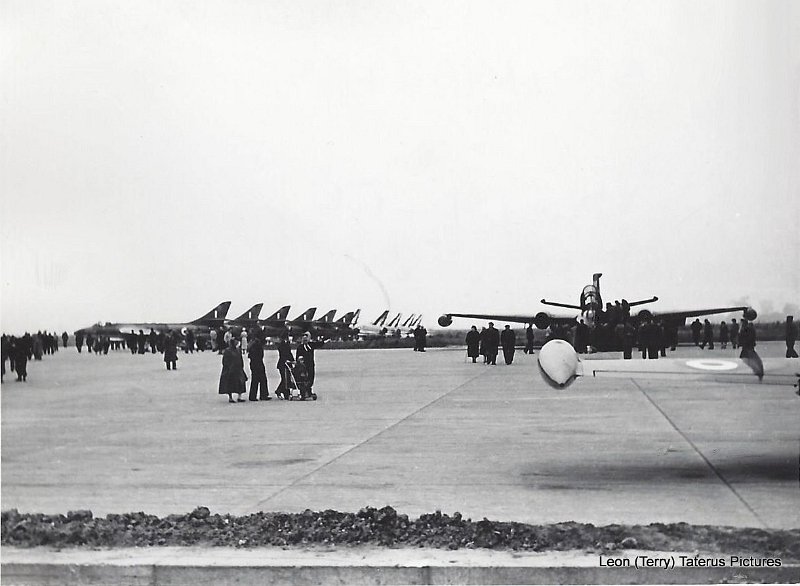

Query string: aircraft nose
537 340 580 388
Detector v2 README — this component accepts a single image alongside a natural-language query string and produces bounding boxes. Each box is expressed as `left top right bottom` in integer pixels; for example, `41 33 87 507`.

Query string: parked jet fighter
75 301 232 340
354 310 390 339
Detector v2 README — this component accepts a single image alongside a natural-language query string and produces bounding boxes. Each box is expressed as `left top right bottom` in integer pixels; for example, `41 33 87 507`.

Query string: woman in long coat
465 326 481 363
163 331 179 370
219 338 247 402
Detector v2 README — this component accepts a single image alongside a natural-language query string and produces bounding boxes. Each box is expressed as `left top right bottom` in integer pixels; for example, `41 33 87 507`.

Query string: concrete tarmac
2 343 798 530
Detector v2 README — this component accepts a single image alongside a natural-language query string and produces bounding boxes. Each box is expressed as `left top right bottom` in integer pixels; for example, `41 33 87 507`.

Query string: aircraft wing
438 312 576 327
647 306 755 324
537 339 799 389
580 356 798 387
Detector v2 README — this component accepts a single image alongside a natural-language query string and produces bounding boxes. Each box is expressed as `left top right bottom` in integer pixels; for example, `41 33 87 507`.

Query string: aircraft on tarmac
391 314 423 337
437 273 757 351
354 310 390 339
313 310 360 340
537 338 800 391
75 301 232 340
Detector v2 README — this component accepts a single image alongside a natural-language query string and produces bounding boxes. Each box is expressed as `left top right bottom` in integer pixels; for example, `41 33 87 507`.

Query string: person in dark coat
785 316 798 358
719 321 730 349
738 319 757 357
465 326 481 363
61 331 68 348
1 334 8 382
622 320 635 359
219 338 247 403
524 325 535 355
482 322 500 365
413 325 427 352
13 339 28 381
574 319 589 354
500 325 516 365
479 327 487 363
75 331 84 353
295 332 323 388
137 330 146 354
690 319 703 346
729 319 740 349
163 331 178 370
274 333 293 399
247 330 270 401
700 319 714 350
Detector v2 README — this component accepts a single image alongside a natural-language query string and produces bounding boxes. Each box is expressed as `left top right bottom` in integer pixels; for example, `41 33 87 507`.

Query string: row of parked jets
75 304 423 341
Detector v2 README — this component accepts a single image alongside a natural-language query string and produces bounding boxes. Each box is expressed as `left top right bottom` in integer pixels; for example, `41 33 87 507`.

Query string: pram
284 358 317 401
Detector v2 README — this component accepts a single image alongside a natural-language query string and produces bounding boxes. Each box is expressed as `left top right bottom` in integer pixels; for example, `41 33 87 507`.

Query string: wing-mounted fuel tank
743 307 758 321
438 314 453 327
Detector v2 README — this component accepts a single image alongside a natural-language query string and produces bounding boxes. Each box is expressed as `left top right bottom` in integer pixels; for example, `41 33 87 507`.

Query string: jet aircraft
354 310 390 339
537 338 800 391
75 301 232 340
438 273 757 351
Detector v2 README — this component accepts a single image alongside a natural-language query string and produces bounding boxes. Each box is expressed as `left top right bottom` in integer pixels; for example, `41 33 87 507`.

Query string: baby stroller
285 357 317 401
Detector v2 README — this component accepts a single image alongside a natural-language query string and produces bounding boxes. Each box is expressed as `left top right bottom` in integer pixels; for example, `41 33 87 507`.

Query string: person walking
524 324 535 355
738 319 757 357
690 319 702 346
219 338 247 403
500 325 516 365
61 331 69 348
247 330 270 401
700 319 714 350
465 326 481 363
785 316 798 358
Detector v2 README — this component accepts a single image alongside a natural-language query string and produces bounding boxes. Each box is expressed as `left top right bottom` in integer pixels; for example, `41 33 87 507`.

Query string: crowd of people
462 315 800 363
1 331 67 383
218 330 323 403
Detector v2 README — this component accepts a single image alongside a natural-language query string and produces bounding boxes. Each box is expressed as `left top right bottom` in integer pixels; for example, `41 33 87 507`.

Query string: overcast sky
2 1 798 334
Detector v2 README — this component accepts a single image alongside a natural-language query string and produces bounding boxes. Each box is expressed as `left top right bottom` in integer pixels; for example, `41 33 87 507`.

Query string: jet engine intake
533 312 551 330
743 307 758 321
437 314 453 327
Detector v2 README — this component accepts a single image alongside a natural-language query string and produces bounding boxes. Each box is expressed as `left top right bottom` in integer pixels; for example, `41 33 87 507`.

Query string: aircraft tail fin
264 305 291 322
402 314 416 327
336 311 355 324
191 301 231 324
319 309 336 323
412 314 422 327
386 313 402 328
351 309 361 325
372 310 389 326
233 303 263 322
293 307 316 322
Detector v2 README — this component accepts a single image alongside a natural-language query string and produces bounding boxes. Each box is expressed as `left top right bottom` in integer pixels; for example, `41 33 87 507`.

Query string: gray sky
2 1 798 334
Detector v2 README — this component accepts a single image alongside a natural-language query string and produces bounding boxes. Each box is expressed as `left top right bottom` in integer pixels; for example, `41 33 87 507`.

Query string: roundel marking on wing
685 359 739 371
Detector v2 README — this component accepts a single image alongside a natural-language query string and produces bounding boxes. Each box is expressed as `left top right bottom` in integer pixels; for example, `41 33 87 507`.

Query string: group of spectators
1 330 67 382
218 330 322 403
465 323 519 365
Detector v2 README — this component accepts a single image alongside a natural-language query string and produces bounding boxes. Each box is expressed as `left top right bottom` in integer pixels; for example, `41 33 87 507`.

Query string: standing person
75 331 84 353
240 330 248 355
222 329 232 354
1 334 8 382
61 331 69 348
13 339 28 381
524 324 535 355
247 331 270 401
700 319 714 350
185 329 195 353
465 326 481 363
219 338 247 403
274 332 293 400
738 319 757 357
656 321 667 357
137 330 146 354
622 320 636 359
690 319 703 346
719 321 729 349
148 329 158 354
479 327 487 363
573 319 589 354
209 329 218 352
500 325 516 365
295 332 323 388
785 316 798 358
729 319 740 349
163 331 178 370
483 322 500 365
413 324 428 352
